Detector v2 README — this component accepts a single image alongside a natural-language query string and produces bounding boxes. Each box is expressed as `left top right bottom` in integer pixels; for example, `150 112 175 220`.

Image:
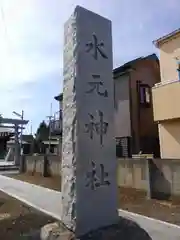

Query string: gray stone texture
61 6 118 237
40 218 152 240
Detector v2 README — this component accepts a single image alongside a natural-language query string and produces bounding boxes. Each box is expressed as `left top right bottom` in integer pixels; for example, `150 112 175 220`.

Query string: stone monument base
40 217 151 240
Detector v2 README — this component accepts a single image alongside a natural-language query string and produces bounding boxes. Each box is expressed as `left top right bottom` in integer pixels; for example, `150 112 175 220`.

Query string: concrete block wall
118 158 180 198
24 154 61 177
117 159 148 191
48 155 61 176
158 159 180 196
24 155 45 175
172 165 180 195
23 155 180 199
156 159 173 196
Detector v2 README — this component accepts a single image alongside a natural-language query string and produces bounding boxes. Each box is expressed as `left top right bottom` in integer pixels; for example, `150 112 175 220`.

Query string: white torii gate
0 117 29 165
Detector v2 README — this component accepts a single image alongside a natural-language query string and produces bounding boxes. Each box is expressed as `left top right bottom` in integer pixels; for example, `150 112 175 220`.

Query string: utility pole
30 124 32 135
21 110 24 154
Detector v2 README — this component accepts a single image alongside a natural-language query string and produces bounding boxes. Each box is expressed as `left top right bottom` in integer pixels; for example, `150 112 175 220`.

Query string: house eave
153 28 180 48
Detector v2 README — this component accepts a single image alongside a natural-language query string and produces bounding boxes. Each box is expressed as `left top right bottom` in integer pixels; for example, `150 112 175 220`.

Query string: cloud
0 0 179 133
0 0 62 89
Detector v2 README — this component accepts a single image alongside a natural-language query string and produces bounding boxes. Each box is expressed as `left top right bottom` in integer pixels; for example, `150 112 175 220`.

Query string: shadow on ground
80 216 152 240
0 197 54 240
45 216 152 240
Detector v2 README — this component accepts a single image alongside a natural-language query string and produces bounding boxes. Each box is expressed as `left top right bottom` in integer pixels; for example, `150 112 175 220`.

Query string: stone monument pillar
61 6 118 237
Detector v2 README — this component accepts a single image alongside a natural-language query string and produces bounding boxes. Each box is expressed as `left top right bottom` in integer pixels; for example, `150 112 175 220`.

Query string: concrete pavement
118 209 180 239
0 175 61 220
0 175 179 239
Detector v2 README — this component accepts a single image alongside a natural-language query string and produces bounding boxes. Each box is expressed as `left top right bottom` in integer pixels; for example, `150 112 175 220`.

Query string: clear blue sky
0 0 179 134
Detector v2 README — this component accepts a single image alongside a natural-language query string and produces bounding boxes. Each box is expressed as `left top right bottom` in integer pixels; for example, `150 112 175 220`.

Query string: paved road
0 175 179 239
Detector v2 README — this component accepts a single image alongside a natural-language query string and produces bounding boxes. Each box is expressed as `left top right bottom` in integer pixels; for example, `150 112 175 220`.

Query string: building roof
153 28 180 48
0 132 14 138
0 127 13 133
0 118 28 125
113 57 141 75
113 53 158 76
22 134 34 143
7 140 29 145
0 127 14 138
54 54 158 98
42 140 59 145
7 134 34 144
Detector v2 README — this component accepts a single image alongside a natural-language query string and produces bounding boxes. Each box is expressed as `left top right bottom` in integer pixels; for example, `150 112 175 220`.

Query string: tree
36 121 50 141
31 138 39 154
0 114 2 125
34 121 50 154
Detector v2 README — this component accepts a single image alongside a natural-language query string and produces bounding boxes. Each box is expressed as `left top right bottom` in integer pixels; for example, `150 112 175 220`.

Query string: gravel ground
11 173 60 191
119 187 180 225
0 191 55 240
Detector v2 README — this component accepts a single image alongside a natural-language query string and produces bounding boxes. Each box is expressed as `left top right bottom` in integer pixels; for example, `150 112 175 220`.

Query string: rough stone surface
40 222 60 240
40 218 152 240
40 222 73 240
61 5 78 233
61 5 118 237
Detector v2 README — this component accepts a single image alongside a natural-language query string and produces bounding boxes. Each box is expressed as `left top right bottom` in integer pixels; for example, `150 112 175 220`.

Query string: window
177 62 180 80
139 84 151 106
